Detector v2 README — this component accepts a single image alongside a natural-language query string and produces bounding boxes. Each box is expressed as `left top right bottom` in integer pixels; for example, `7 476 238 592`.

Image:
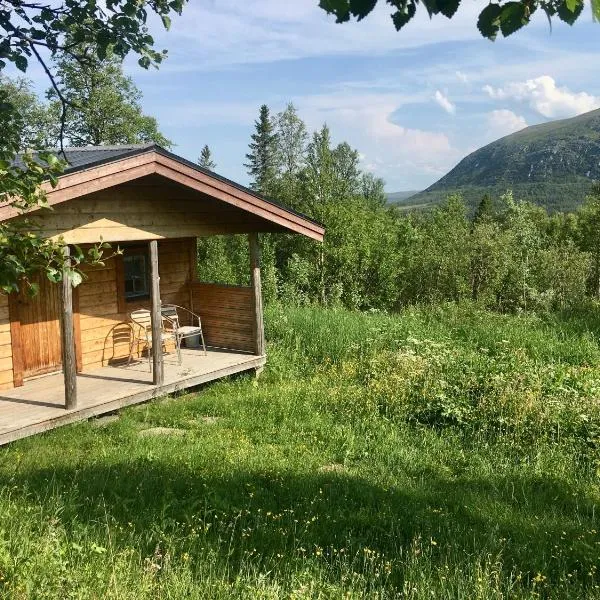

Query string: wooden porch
0 346 265 446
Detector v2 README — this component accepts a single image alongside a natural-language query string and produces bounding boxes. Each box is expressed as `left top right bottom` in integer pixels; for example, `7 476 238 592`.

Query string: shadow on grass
3 459 598 592
548 305 600 344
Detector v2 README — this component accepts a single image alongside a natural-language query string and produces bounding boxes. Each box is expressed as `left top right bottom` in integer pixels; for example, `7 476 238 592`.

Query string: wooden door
16 274 62 379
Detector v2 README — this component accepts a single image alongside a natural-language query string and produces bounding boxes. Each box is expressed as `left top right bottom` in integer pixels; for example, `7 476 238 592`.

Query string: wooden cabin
0 144 324 445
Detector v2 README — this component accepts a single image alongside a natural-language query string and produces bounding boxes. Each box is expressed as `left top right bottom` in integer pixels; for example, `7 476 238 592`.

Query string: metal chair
129 308 181 371
161 304 207 357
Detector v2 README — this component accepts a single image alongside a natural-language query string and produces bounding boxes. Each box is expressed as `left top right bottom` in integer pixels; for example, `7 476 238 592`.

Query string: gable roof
4 144 325 242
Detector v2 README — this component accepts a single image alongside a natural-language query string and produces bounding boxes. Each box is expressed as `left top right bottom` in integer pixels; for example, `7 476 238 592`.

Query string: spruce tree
198 144 216 170
244 104 278 195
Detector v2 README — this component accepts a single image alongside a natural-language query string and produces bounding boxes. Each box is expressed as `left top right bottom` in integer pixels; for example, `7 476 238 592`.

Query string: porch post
248 233 265 357
60 245 77 409
149 240 164 386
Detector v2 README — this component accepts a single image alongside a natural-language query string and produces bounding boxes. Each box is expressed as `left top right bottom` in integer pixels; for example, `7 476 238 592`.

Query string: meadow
0 303 598 599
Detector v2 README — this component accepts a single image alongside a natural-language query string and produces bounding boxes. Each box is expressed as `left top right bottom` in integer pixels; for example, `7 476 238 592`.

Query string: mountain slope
386 190 420 204
410 108 600 212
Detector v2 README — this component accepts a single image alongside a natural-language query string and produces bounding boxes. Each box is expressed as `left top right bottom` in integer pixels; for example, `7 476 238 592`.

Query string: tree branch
28 42 72 155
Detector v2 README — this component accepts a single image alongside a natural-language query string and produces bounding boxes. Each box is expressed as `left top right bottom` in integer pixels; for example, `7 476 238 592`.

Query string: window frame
117 245 151 312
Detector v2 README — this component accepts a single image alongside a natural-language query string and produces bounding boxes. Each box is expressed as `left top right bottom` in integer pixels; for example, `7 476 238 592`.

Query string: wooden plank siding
191 282 255 353
0 295 13 391
78 238 194 371
21 186 283 244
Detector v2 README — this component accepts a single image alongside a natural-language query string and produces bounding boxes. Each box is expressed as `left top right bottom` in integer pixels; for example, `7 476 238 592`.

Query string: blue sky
29 1 600 191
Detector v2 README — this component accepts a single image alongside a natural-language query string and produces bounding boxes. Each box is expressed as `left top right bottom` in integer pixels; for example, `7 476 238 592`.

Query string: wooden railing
190 282 256 353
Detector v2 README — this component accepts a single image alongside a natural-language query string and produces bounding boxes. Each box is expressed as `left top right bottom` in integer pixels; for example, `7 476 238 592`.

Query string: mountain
386 190 420 204
409 108 600 213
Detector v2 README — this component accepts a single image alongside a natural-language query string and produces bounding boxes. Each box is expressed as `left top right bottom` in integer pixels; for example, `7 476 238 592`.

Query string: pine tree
244 104 278 195
198 144 216 170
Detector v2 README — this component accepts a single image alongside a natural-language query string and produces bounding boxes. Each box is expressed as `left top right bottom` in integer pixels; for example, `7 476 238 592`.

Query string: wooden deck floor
0 348 265 446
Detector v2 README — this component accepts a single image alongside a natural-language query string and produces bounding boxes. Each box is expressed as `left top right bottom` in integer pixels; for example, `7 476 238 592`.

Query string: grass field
0 303 598 599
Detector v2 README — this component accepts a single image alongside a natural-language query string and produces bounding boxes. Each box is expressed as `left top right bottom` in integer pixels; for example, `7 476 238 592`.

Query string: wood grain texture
73 287 82 373
20 189 286 244
191 282 255 353
60 246 77 409
149 240 164 386
11 274 62 381
0 295 13 389
249 233 266 357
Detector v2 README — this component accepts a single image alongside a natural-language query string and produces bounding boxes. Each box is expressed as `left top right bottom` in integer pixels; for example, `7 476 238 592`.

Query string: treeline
199 104 600 313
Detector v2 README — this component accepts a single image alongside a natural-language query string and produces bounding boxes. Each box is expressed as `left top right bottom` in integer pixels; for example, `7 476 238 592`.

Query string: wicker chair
161 304 207 357
129 308 181 371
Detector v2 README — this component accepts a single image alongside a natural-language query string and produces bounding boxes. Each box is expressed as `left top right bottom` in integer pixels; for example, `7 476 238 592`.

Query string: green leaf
14 55 28 72
421 0 460 18
499 2 529 37
26 282 39 297
477 3 502 40
349 0 377 20
319 0 351 22
391 2 417 30
436 0 461 18
46 268 61 283
593 0 600 21
69 270 83 288
161 15 171 29
557 0 584 24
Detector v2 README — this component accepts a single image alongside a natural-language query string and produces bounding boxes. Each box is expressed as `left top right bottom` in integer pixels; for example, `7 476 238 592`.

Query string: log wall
191 282 255 353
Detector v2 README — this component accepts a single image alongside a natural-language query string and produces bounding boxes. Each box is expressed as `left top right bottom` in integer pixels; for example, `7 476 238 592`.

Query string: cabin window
123 250 149 300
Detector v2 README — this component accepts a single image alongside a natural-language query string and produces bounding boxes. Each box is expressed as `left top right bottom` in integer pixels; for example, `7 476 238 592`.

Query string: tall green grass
0 302 598 598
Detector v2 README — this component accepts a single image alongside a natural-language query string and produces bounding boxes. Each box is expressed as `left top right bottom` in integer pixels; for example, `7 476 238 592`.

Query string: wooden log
149 240 164 386
61 246 77 409
248 233 265 357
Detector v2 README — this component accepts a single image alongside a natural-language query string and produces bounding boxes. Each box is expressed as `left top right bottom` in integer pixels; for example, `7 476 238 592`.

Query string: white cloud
483 76 600 118
456 70 469 84
486 109 528 140
294 91 461 186
434 90 456 114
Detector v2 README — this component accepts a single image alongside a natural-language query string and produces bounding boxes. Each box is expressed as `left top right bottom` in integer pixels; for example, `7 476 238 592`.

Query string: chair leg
146 334 152 372
176 336 182 365
127 336 135 366
200 329 207 356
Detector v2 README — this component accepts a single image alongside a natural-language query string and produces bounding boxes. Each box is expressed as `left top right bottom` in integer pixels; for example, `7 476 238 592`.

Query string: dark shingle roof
58 144 156 173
